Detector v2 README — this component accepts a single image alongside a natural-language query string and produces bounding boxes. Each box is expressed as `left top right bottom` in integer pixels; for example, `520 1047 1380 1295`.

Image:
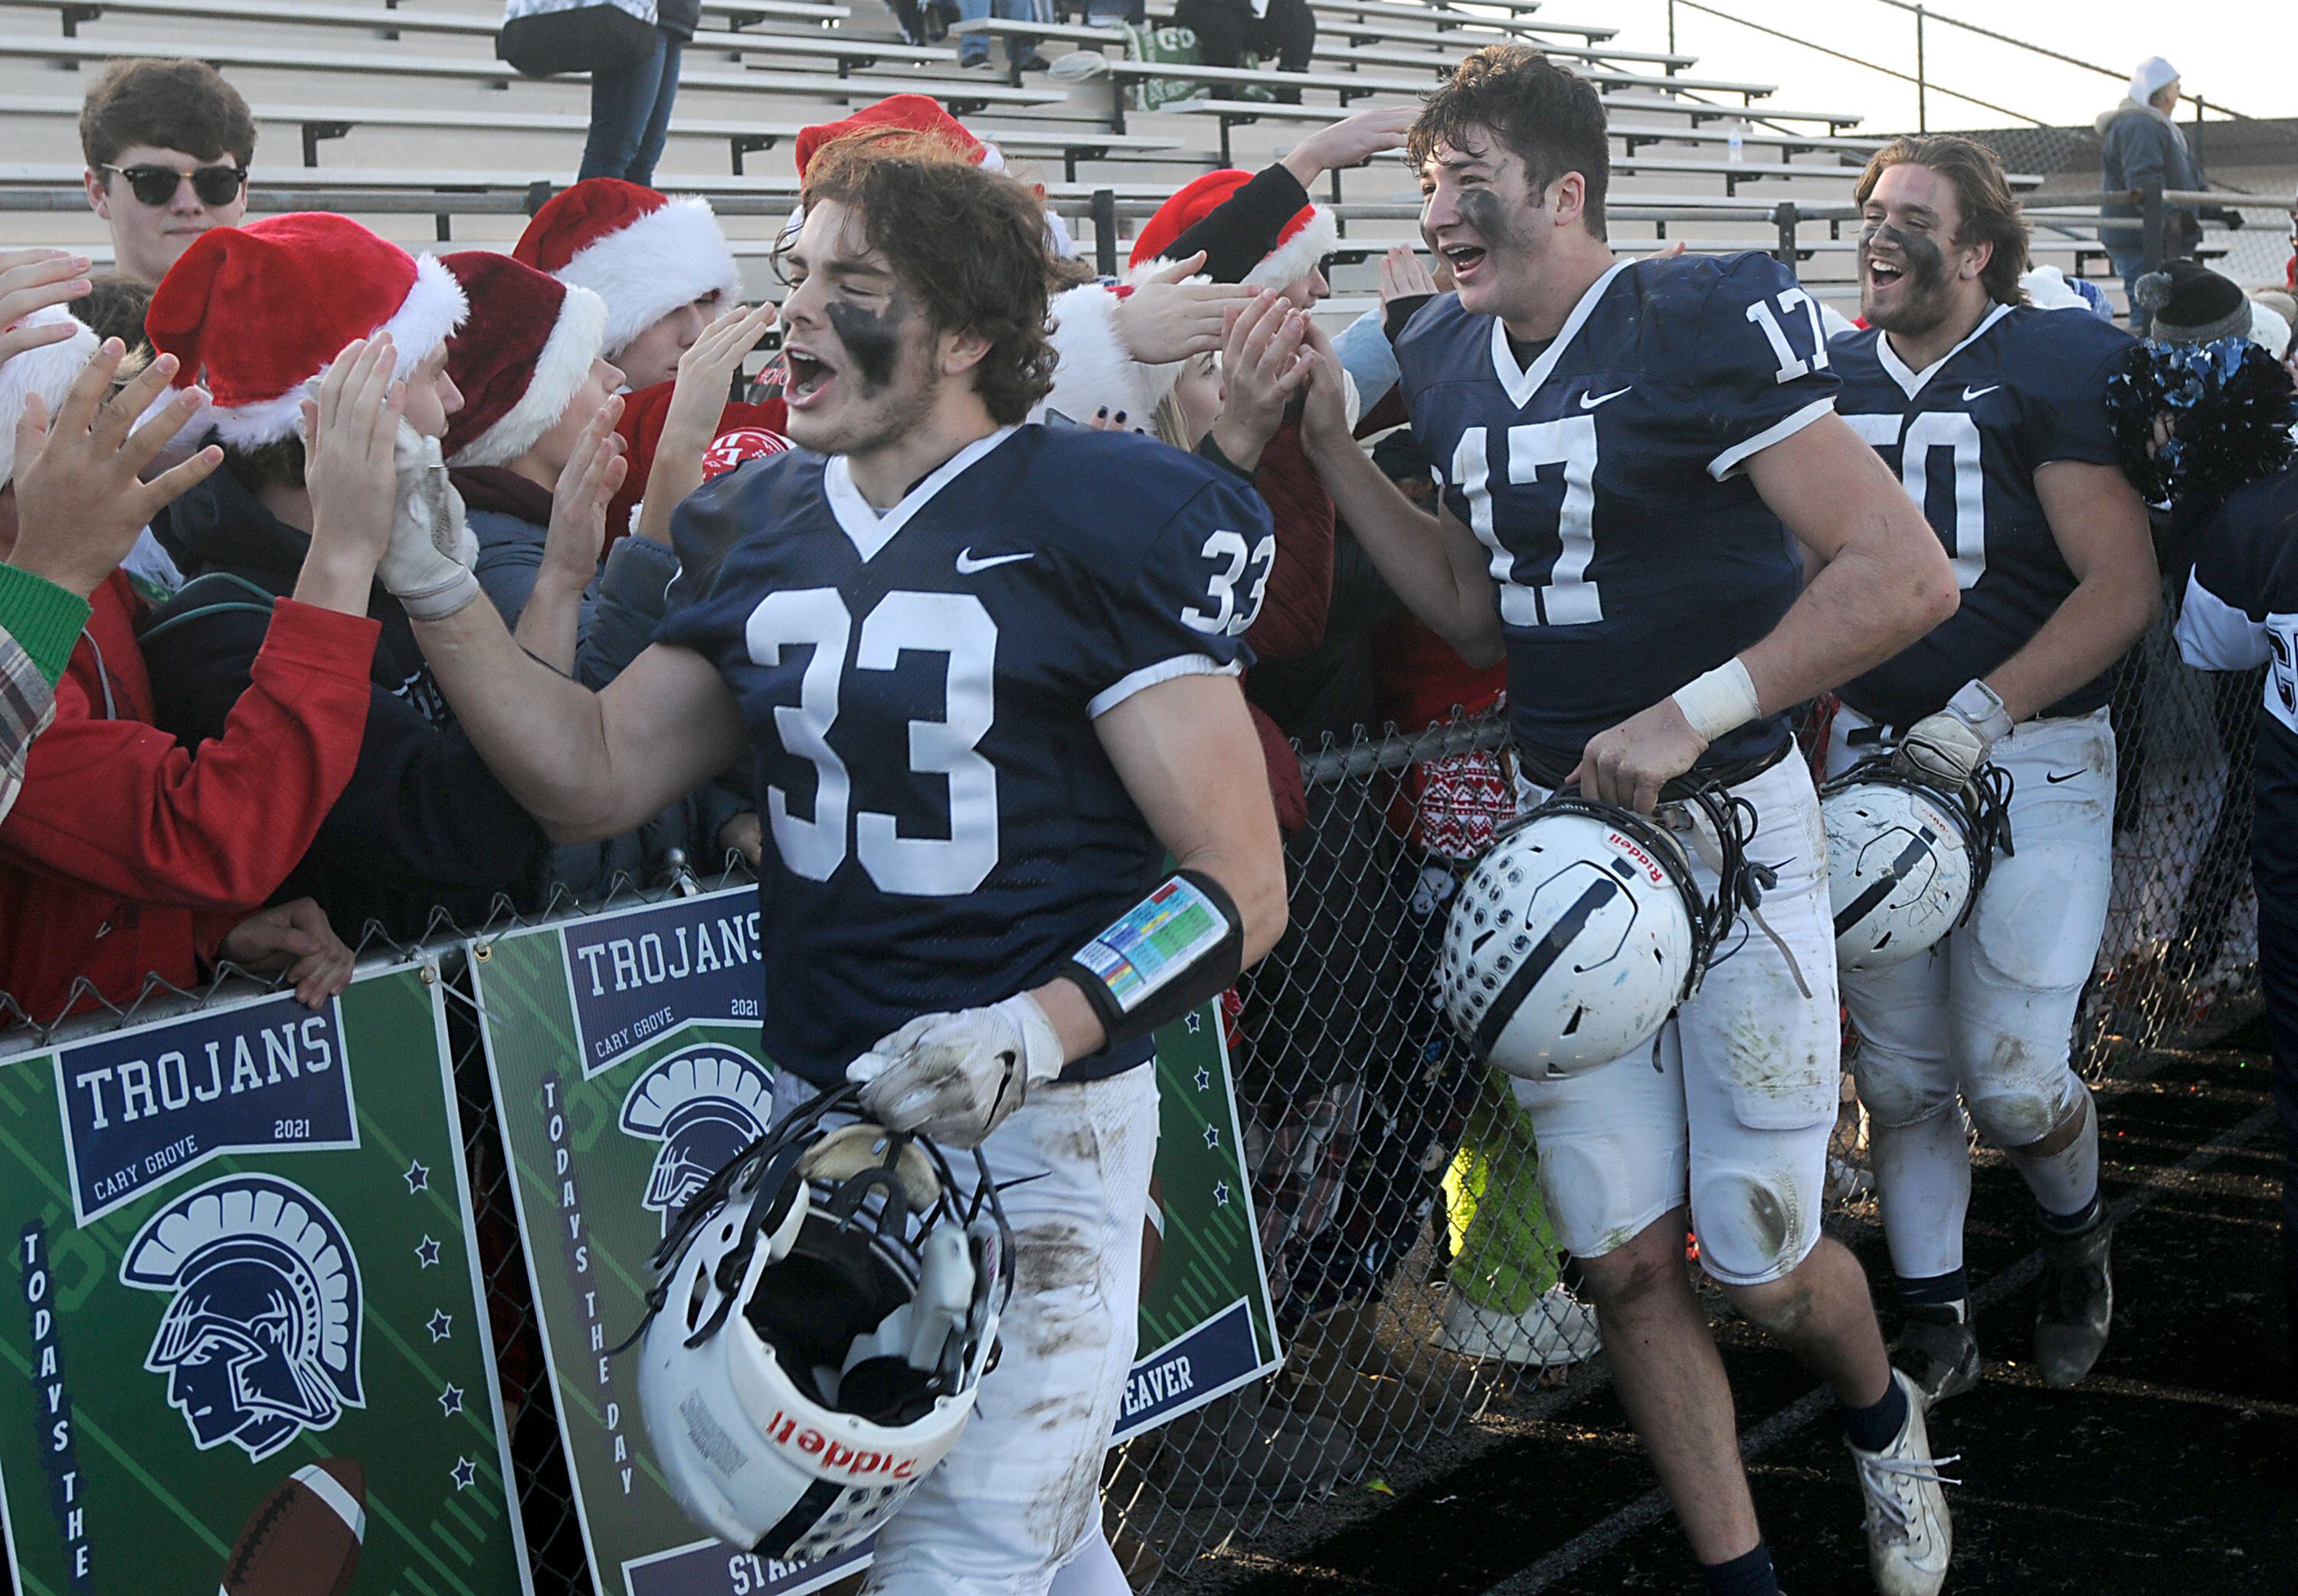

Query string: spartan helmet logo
120 1175 365 1463
619 1046 774 1234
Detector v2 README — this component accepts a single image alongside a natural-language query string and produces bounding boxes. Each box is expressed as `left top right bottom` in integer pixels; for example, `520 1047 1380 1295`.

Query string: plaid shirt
0 624 55 827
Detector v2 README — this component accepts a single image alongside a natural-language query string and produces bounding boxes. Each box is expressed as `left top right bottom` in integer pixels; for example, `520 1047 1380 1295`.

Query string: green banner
470 887 1278 1596
0 961 531 1596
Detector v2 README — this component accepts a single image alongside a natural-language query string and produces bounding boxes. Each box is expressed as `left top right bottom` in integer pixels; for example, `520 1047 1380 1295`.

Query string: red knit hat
146 213 468 448
438 251 609 469
513 178 741 356
1128 169 1337 291
793 93 1003 178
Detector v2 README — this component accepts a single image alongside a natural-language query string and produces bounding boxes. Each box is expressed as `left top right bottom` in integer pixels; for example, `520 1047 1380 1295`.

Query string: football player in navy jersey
349 137 1289 1595
1822 136 2156 1405
1294 47 1963 1596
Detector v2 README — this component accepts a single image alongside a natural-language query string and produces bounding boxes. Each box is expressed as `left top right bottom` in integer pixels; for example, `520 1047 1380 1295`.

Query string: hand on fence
219 897 355 1008
1113 253 1260 366
717 809 763 868
0 250 90 367
1209 291 1309 473
11 340 221 599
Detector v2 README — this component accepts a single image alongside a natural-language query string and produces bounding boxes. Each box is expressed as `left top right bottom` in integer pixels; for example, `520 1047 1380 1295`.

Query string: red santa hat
514 178 742 357
1128 169 1337 292
437 251 609 469
145 213 467 449
793 93 1006 178
603 381 789 548
0 305 99 486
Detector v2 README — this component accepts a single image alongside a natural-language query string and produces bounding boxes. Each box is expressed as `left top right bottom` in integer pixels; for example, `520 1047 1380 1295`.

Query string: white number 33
1181 528 1278 636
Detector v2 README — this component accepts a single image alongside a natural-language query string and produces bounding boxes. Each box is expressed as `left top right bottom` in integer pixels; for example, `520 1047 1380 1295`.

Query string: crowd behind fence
0 586 2264 1592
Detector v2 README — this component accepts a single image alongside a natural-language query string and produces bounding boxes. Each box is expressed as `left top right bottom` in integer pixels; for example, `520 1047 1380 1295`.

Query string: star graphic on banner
439 1383 464 1418
1212 1180 1231 1207
1193 1067 1211 1092
1203 1125 1220 1150
404 1159 430 1194
450 1457 477 1491
427 1310 453 1343
1184 1012 1203 1034
414 1235 441 1268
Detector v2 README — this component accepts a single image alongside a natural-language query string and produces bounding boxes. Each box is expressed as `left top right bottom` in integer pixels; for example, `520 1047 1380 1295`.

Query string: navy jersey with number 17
656 424 1275 1088
1394 251 1841 768
1830 303 2136 728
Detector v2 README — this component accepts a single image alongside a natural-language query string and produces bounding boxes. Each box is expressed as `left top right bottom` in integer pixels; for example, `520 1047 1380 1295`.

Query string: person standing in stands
2097 56 2202 332
580 0 699 186
78 58 254 290
1172 0 1317 101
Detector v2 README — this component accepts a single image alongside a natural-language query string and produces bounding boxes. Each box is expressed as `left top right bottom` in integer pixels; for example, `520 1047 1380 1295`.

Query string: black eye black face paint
1860 218 1946 292
826 293 907 392
1458 185 1537 254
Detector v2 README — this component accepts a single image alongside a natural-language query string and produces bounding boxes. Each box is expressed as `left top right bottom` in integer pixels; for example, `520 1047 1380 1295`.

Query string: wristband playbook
1059 870 1246 1051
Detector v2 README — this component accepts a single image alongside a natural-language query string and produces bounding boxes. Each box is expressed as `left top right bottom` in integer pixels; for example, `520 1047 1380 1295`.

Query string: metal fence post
1094 188 1118 277
1773 201 1800 270
1914 4 1926 133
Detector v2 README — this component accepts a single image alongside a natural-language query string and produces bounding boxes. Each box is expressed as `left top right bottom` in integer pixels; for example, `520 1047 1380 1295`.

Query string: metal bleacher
0 0 1935 312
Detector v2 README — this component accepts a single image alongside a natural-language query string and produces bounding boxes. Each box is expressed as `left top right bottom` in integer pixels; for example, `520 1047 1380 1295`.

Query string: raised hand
10 339 221 597
0 250 91 367
1294 316 1354 459
1207 291 1311 473
632 304 776 548
1377 244 1437 309
1111 251 1261 365
1282 103 1416 185
517 394 628 672
295 335 404 613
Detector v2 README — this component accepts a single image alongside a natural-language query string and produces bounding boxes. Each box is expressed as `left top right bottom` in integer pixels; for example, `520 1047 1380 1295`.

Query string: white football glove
847 993 1066 1147
378 421 480 620
1894 679 2013 788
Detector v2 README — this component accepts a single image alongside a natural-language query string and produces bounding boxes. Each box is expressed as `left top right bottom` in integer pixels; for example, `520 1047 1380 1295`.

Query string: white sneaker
1848 1369 1957 1596
1430 1286 1601 1367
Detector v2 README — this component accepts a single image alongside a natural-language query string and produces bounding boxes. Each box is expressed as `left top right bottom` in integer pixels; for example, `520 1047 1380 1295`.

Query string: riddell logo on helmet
1605 832 1667 885
762 1411 920 1480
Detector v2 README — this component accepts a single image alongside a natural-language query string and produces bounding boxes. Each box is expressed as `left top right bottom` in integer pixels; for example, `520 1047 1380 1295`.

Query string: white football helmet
1439 796 1737 1080
633 1087 1010 1562
1822 759 2011 971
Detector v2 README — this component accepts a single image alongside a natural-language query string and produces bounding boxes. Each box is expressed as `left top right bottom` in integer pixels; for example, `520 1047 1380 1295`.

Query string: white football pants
1507 753 1842 1287
772 1067 1159 1595
1825 705 2113 1280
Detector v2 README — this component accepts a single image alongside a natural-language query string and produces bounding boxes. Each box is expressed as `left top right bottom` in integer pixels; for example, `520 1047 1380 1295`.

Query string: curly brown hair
795 130 1078 426
1854 135 2031 307
1407 45 1610 240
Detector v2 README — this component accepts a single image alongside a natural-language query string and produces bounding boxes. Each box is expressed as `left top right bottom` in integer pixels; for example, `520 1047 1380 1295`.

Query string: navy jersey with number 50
655 424 1274 1087
1830 303 2136 727
1394 251 1840 767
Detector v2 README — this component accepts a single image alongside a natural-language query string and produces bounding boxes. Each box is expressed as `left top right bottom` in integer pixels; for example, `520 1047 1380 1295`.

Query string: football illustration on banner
617 1045 776 1235
219 1457 368 1596
119 1173 365 1463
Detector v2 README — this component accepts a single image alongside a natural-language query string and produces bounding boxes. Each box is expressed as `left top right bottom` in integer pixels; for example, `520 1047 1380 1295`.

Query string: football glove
378 421 480 621
847 993 1066 1146
1895 679 2012 788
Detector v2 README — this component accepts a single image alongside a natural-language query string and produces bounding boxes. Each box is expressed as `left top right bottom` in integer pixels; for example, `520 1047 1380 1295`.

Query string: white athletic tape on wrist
1671 658 1761 744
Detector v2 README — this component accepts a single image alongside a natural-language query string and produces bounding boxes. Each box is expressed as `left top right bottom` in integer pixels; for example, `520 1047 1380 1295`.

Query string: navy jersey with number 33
656 424 1274 1087
1394 251 1841 767
1830 303 2135 727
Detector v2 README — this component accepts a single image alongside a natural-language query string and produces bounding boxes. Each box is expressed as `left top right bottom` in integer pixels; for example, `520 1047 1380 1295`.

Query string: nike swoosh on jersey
1579 385 1633 409
954 548 1034 574
2044 770 2082 783
1961 384 2001 401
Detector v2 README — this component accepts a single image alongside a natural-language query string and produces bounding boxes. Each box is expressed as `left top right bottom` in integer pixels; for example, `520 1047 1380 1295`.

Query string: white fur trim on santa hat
0 306 99 486
1245 204 1337 294
450 285 608 469
555 195 743 356
208 252 470 449
1038 283 1168 427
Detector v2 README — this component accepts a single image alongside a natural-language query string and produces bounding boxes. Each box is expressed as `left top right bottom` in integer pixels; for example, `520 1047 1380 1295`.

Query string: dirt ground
1216 1030 2295 1595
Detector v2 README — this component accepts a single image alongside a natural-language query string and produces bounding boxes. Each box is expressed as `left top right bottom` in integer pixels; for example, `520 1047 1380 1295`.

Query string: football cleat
1431 1286 1601 1368
2034 1215 2113 1388
1890 1306 1981 1409
1848 1369 1957 1596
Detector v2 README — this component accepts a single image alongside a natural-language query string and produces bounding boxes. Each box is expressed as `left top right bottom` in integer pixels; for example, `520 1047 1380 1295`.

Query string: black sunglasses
102 162 247 208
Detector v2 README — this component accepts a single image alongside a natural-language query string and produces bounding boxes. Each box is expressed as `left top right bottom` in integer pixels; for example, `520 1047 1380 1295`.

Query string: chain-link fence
0 597 2264 1594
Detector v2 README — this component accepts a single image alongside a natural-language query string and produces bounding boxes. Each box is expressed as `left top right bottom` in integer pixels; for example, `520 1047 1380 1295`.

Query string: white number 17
1745 288 1831 384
